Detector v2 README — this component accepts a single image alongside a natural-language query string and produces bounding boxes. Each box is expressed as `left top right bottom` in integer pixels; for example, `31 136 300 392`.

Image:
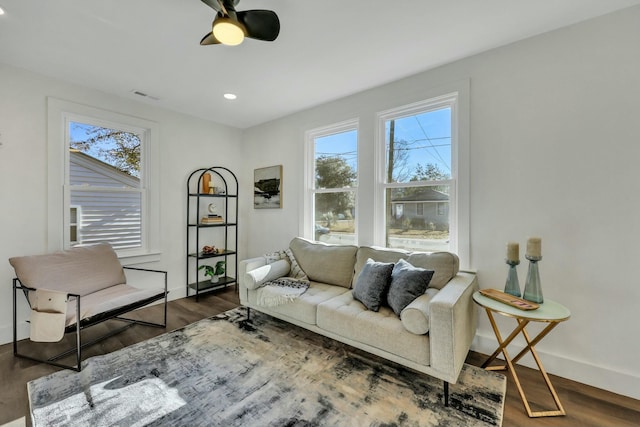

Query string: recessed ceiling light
223 93 237 100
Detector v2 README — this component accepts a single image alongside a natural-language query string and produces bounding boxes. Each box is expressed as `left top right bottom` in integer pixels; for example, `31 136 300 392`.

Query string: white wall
0 63 243 343
241 7 640 399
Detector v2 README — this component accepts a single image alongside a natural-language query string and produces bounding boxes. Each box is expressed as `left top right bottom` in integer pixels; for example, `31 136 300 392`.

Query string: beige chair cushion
65 284 165 326
289 237 357 288
9 243 126 296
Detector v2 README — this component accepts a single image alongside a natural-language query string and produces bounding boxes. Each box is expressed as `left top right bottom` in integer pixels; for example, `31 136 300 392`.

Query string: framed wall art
254 165 282 209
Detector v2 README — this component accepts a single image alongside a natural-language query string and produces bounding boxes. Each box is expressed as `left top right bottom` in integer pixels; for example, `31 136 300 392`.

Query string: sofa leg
444 381 449 407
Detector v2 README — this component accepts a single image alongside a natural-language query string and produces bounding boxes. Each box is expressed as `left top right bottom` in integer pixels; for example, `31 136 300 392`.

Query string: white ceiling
1 0 639 129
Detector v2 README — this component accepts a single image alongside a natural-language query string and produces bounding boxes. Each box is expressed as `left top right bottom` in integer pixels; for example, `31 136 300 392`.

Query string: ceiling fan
200 0 280 46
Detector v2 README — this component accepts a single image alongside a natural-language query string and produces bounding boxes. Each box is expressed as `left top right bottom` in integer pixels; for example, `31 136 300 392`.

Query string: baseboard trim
472 332 640 400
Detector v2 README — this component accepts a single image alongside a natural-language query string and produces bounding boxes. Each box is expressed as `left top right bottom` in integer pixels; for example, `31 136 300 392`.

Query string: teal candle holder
504 260 521 297
523 255 543 303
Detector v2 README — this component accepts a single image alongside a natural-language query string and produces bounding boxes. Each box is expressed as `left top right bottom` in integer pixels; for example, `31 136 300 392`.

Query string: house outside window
47 98 160 262
377 93 458 252
68 123 143 250
305 120 358 244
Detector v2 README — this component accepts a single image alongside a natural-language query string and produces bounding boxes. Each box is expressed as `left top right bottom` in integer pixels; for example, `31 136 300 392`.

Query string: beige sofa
239 237 478 403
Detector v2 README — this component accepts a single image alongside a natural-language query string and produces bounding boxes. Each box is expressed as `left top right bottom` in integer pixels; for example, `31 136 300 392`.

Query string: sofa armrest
428 271 478 383
238 257 267 304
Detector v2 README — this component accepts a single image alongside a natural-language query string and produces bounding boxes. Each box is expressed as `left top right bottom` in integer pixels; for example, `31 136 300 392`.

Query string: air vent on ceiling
131 90 160 101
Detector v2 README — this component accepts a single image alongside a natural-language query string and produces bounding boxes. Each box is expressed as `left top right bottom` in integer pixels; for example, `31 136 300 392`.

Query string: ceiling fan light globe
213 18 245 46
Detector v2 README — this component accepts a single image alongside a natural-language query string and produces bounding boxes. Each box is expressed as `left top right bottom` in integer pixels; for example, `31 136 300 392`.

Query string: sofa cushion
354 246 409 285
9 243 126 296
247 281 350 325
388 259 434 316
317 291 430 365
352 258 394 312
289 237 357 288
244 259 290 290
406 251 459 290
400 288 439 335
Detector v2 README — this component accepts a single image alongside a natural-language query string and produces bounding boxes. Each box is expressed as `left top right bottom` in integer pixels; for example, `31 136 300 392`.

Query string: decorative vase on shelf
523 255 543 303
504 260 521 297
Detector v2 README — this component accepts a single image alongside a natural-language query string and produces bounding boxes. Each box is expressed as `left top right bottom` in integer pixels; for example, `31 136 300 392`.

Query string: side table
473 291 571 417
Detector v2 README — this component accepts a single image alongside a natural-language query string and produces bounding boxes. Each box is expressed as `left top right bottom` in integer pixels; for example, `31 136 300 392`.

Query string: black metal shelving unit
186 167 238 301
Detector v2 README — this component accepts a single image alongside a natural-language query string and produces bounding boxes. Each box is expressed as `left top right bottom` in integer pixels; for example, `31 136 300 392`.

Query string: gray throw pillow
352 258 394 312
387 258 434 316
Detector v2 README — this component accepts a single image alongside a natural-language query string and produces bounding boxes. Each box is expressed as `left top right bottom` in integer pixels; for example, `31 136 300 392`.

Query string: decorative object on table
504 241 521 297
198 260 226 283
201 203 224 224
201 172 211 193
27 307 506 427
201 216 224 224
254 165 282 209
523 237 543 303
201 245 218 255
479 288 539 311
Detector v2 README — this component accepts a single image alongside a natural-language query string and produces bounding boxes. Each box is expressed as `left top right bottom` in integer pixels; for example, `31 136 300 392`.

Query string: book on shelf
201 216 224 224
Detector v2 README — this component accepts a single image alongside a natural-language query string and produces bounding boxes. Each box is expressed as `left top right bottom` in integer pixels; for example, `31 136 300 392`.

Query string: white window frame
303 119 359 242
374 87 470 266
47 98 160 263
69 205 81 245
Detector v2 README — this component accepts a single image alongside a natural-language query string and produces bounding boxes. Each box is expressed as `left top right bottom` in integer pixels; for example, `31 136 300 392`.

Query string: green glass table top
473 291 571 322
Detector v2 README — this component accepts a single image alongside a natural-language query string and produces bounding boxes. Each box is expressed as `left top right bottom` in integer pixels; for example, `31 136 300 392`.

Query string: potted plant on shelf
199 261 226 283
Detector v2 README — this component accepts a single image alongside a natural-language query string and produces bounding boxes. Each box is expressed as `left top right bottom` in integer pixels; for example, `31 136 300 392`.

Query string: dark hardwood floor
1 287 638 426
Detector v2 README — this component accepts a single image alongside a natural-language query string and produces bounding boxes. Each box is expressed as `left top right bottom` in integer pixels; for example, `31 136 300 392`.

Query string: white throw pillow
244 259 290 290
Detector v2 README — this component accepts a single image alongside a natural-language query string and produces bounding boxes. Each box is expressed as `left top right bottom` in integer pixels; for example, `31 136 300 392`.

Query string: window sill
117 250 161 266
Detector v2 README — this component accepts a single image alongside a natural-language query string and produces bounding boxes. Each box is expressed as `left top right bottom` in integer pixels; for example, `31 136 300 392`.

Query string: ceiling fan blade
201 0 240 13
200 0 221 12
237 10 280 41
200 31 221 45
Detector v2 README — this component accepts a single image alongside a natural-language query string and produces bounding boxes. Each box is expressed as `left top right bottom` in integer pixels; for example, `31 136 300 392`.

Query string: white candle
526 237 542 258
506 242 519 262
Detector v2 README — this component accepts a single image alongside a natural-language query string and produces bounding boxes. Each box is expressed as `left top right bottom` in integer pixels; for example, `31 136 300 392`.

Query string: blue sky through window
386 107 451 181
314 129 358 173
312 108 451 181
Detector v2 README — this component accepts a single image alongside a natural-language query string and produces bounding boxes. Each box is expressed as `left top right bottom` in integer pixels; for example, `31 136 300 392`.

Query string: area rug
28 307 506 427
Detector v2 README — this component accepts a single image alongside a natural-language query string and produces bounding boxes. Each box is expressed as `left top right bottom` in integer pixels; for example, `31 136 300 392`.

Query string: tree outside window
67 121 144 250
308 125 358 244
381 101 454 252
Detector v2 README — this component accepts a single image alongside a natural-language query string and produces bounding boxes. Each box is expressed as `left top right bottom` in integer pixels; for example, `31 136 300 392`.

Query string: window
304 120 358 244
68 120 143 250
69 206 80 245
47 99 160 262
377 93 459 253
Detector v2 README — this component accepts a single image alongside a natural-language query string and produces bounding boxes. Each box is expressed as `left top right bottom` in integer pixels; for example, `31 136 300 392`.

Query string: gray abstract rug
28 307 506 427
